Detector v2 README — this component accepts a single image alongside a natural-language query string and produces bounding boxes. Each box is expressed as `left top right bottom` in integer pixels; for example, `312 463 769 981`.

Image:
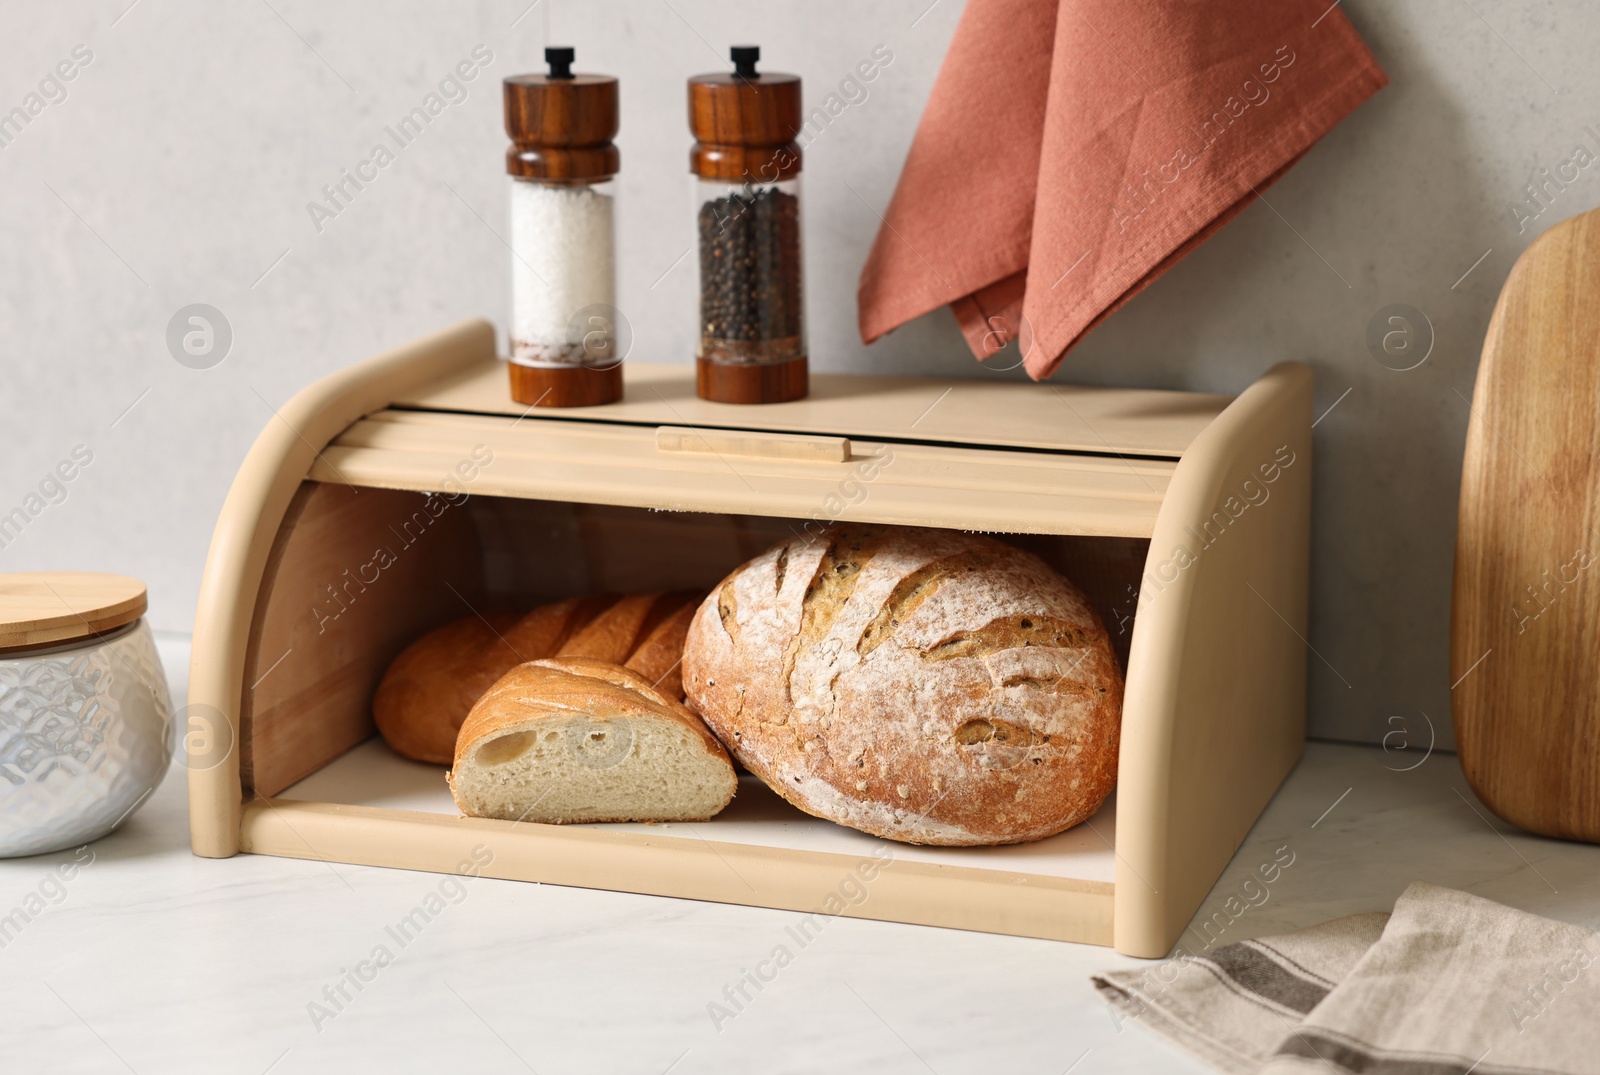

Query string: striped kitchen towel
1093 883 1600 1075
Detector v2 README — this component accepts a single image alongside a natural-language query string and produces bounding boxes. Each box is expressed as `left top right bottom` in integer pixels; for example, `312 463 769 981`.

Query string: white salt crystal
509 181 616 366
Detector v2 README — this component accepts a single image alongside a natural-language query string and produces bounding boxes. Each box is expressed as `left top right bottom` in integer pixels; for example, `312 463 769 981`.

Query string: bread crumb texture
451 658 736 824
683 525 1123 846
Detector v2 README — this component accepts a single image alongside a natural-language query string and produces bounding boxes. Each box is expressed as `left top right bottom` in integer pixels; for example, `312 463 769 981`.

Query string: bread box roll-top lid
504 46 619 181
0 572 148 654
689 45 802 181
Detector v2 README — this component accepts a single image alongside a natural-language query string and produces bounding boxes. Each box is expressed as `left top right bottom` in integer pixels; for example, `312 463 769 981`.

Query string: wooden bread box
187 319 1312 957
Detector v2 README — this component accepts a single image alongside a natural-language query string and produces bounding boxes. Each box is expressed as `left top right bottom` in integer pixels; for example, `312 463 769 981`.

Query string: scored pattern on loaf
715 581 741 648
857 548 996 657
787 533 1098 682
772 544 790 594
923 616 1095 661
780 530 877 709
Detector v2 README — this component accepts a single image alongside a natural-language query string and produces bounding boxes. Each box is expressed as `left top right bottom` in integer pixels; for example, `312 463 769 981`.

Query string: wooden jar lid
504 48 619 181
690 46 802 182
0 572 147 654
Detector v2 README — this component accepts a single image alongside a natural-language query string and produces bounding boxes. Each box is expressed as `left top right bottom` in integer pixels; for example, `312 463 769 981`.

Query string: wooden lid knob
689 47 802 181
504 48 619 181
689 46 801 145
0 572 147 653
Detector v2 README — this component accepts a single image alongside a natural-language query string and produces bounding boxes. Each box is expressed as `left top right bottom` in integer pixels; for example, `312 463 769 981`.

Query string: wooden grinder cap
505 47 619 181
0 572 147 654
689 46 802 182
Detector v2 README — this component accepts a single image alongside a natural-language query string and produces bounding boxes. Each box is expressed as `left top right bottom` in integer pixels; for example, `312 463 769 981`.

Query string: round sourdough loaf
682 524 1123 846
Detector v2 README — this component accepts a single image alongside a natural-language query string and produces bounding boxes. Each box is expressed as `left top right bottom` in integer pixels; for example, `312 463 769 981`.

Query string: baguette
557 592 662 663
623 596 698 698
373 596 609 764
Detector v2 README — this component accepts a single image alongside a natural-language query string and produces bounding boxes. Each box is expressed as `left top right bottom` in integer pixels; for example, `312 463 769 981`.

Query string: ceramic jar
0 574 172 857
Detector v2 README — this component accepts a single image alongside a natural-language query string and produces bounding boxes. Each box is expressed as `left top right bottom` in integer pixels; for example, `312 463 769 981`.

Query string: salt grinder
504 47 622 407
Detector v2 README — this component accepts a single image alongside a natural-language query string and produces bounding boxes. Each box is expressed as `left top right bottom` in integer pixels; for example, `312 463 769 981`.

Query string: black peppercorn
697 186 803 365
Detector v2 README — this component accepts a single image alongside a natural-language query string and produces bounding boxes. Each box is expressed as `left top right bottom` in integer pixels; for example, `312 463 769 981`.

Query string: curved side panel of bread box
1112 362 1312 956
187 319 498 857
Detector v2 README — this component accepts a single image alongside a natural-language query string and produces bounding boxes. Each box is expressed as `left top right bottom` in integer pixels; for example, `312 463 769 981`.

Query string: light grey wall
0 1 1588 746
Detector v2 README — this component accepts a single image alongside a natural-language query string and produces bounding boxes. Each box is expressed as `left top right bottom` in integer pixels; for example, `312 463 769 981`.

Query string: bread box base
273 740 1119 944
189 320 1312 957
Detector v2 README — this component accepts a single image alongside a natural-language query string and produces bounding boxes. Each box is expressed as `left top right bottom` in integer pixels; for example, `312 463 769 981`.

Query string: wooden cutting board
1454 207 1600 842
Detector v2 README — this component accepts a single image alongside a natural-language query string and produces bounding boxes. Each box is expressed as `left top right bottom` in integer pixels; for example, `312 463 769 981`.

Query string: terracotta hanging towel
857 0 1387 380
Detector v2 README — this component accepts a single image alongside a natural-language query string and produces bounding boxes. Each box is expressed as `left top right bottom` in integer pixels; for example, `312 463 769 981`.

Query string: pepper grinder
504 47 623 407
689 45 807 404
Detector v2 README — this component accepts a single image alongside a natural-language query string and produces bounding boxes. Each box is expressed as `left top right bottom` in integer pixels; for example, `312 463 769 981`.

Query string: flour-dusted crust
682 524 1123 846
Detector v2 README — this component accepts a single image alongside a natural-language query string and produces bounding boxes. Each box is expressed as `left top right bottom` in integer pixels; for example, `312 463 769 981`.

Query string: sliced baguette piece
623 593 700 698
373 596 612 765
448 656 737 824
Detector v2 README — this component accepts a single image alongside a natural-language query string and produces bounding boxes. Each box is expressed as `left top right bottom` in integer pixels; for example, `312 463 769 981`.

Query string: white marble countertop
3 640 1597 1075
